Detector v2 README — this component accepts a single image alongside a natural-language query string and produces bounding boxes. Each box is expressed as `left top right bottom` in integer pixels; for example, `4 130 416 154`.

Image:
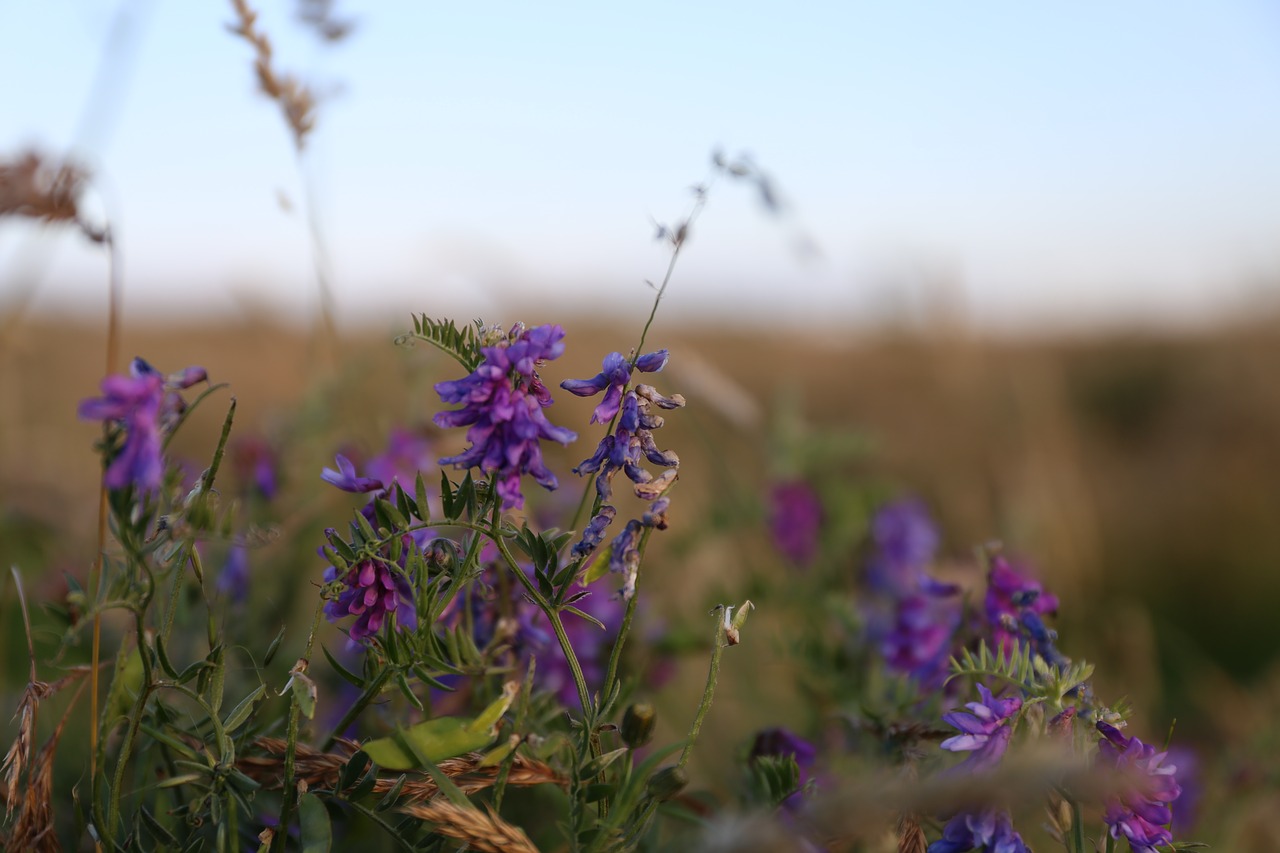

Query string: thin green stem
322 667 391 751
678 613 727 771
1070 798 1085 853
274 598 326 852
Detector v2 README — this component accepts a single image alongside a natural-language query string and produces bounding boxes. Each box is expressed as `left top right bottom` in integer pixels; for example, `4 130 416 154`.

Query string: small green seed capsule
621 702 657 748
645 766 688 802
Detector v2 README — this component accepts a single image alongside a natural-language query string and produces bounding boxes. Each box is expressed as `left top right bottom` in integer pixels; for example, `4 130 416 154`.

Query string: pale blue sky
3 1 1280 330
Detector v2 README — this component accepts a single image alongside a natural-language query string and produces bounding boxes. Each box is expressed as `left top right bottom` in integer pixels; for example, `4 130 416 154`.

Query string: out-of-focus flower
218 542 250 605
928 809 1030 853
1166 746 1200 834
940 684 1022 774
985 556 1059 659
321 453 384 493
863 498 960 686
1095 722 1181 853
233 435 279 500
867 497 940 594
749 727 817 813
78 357 207 492
365 427 433 492
435 324 576 510
323 558 417 643
768 480 822 566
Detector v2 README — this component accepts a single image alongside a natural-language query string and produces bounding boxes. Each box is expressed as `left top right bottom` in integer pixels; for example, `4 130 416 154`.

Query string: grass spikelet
234 737 565 802
226 0 318 150
0 151 104 242
398 799 539 853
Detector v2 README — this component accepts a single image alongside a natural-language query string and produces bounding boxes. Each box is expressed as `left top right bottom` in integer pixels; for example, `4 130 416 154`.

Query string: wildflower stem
105 610 155 843
322 664 391 753
1070 798 1086 853
89 234 120 839
599 526 655 714
275 598 326 852
678 609 728 770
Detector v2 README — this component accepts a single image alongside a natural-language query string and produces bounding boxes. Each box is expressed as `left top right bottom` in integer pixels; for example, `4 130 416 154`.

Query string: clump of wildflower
940 684 1022 774
863 498 960 686
1095 722 1181 853
434 323 577 510
323 557 417 643
985 555 1059 660
768 480 822 566
928 809 1030 853
78 357 207 492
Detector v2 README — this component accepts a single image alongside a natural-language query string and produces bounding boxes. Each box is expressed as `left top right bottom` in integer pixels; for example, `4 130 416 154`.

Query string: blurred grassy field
4 312 1280 758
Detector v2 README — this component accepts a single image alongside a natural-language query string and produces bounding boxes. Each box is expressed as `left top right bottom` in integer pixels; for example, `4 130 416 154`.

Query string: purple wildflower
985 556 1059 659
1166 746 1200 833
321 454 384 494
928 809 1030 853
561 349 669 424
867 496 940 593
323 558 417 643
434 324 577 510
217 543 250 605
364 427 434 492
1096 722 1181 853
77 357 207 492
571 505 617 560
232 436 279 501
768 480 822 566
749 727 817 813
940 684 1022 774
863 499 960 686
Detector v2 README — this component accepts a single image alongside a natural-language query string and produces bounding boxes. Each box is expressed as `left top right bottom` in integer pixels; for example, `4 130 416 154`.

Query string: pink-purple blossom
928 809 1030 853
768 480 823 566
985 556 1059 660
78 357 207 492
940 684 1022 774
434 324 577 510
1095 722 1181 853
323 558 417 643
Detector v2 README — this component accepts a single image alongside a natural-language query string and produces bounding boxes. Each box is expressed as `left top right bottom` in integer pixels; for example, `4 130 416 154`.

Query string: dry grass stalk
227 0 318 150
0 151 104 242
398 799 539 853
235 736 565 803
895 813 928 853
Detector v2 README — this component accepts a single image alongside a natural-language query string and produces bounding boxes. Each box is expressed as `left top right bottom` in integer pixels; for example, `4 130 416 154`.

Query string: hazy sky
3 1 1280 331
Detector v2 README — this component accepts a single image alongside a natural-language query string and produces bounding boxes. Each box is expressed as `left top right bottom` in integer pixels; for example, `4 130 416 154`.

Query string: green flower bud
645 766 688 802
621 702 657 748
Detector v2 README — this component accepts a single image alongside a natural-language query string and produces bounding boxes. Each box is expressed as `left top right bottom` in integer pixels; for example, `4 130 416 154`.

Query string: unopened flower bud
646 766 688 801
621 702 657 748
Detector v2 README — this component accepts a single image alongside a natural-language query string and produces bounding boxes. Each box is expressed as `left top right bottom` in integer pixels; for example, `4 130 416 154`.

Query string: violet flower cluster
1096 722 1182 853
78 357 207 492
930 684 1030 853
562 349 684 598
318 429 436 642
434 323 577 510
863 498 960 687
984 555 1061 664
768 480 823 567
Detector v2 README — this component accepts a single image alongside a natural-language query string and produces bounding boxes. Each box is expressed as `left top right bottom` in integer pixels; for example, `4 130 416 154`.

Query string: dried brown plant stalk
398 800 540 853
2 569 91 851
235 737 565 803
896 814 928 853
0 151 105 242
226 0 318 150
